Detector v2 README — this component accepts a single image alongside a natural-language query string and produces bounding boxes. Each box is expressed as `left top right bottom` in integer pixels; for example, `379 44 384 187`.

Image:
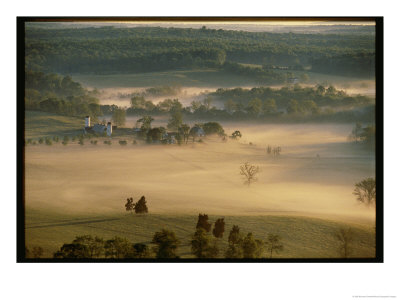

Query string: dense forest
25 25 375 78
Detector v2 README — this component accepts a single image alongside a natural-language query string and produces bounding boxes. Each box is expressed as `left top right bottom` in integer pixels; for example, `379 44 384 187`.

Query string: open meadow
24 114 376 258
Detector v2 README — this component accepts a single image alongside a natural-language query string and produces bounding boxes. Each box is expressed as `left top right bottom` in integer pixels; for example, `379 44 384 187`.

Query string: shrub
38 138 44 144
119 140 127 146
45 137 52 145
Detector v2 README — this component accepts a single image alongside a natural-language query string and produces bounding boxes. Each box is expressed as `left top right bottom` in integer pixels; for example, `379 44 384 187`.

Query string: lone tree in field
212 218 225 238
134 196 148 214
240 162 260 186
191 228 219 258
353 177 376 207
333 227 354 258
196 214 212 232
151 229 180 258
231 130 242 139
265 234 284 258
125 197 134 213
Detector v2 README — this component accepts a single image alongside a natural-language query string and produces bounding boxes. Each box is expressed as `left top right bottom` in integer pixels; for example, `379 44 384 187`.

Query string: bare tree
240 162 260 186
353 177 376 207
333 227 354 258
265 234 284 258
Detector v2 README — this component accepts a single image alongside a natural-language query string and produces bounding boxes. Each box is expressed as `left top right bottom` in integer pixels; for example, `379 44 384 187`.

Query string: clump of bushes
90 140 98 145
119 140 127 146
104 140 112 145
45 137 52 145
125 196 148 214
62 136 69 146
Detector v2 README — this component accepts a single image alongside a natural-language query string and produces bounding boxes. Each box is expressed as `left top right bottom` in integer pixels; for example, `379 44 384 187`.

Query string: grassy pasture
25 111 84 139
72 68 260 89
25 209 375 259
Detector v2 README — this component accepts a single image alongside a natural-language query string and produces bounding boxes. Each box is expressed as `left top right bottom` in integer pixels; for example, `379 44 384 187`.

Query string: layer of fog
25 123 375 224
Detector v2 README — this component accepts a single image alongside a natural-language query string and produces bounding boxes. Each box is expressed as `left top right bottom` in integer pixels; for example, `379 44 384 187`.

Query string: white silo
107 122 112 136
85 116 90 128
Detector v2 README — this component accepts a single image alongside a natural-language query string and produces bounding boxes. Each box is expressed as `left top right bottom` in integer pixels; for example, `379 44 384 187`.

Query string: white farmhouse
83 116 112 136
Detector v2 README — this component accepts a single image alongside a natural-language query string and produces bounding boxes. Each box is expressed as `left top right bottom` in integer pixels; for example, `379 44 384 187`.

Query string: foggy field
25 123 375 221
24 115 376 258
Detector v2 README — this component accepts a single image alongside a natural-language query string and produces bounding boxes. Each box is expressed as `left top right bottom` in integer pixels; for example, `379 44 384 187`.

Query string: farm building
83 116 113 136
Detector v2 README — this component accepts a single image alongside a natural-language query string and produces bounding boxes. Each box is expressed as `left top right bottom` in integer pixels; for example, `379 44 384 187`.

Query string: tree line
26 25 375 77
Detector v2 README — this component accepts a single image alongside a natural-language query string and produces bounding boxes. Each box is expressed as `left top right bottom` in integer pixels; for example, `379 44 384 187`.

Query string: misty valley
23 21 376 260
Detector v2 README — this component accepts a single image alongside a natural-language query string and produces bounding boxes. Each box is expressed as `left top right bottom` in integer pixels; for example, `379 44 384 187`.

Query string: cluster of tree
266 145 282 156
213 85 373 111
310 52 375 78
353 177 376 207
125 196 149 214
26 25 374 77
348 122 375 148
221 61 286 84
134 114 225 145
25 70 102 120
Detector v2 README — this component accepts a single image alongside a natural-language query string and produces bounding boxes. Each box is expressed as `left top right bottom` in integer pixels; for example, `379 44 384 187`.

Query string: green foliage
137 115 154 133
333 227 354 258
54 243 89 258
242 233 264 258
202 122 225 136
38 137 43 144
104 236 132 258
212 218 225 238
112 108 126 127
103 140 111 145
45 137 52 145
147 127 165 142
73 235 104 258
167 110 183 131
134 196 148 214
191 228 219 258
353 177 376 206
90 140 98 145
62 136 69 146
118 140 127 146
265 234 284 258
151 229 180 259
129 243 151 258
178 124 190 144
196 214 212 232
125 197 134 213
